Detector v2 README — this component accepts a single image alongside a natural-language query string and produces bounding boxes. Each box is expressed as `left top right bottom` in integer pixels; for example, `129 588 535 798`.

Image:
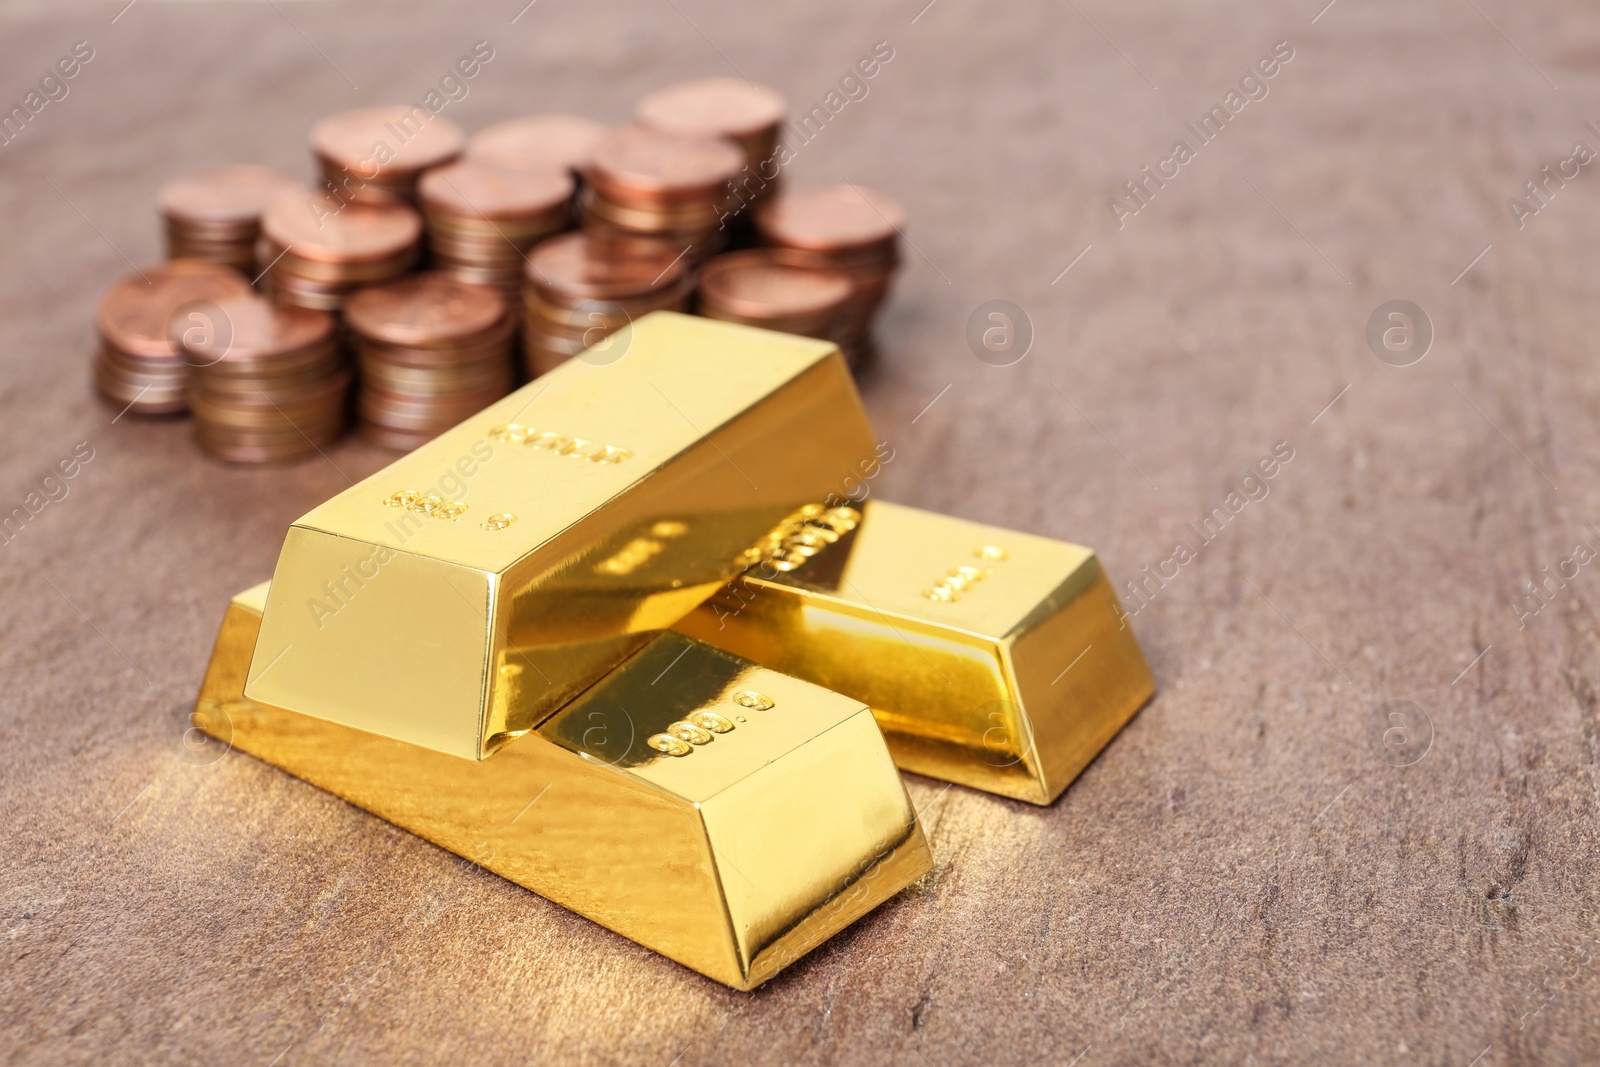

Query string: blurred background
4 1 1600 1064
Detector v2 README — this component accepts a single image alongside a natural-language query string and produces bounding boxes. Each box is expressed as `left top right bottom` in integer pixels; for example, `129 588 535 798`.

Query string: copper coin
195 355 343 397
359 420 441 451
311 107 465 176
261 190 422 263
262 244 420 285
636 78 786 142
174 294 336 366
160 165 303 227
525 231 689 302
582 188 725 231
467 115 605 174
358 359 511 396
418 159 574 222
698 249 853 321
96 260 254 360
587 126 743 203
93 360 187 412
755 184 904 253
358 324 514 368
524 279 690 335
344 274 507 347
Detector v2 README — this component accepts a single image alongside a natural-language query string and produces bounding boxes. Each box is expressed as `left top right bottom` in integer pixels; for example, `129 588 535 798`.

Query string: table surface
5 1 1600 1064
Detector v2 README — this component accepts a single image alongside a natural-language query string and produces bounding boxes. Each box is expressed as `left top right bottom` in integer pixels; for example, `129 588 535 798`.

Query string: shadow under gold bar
199 583 931 990
676 501 1156 805
246 311 878 761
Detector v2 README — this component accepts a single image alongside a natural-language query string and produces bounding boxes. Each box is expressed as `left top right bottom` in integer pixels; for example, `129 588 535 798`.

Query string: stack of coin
93 260 255 416
522 231 693 377
418 159 574 300
635 78 786 219
696 249 859 364
467 114 605 180
755 184 903 366
159 165 301 274
344 274 515 450
179 295 350 463
582 126 743 260
257 191 422 312
311 106 465 204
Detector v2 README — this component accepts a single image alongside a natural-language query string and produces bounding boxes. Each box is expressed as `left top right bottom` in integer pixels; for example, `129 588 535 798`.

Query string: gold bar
246 312 875 760
675 501 1156 805
199 583 931 990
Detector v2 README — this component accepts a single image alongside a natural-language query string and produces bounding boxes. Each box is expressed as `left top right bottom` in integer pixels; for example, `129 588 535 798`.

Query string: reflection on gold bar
247 312 875 760
200 584 931 990
675 501 1156 805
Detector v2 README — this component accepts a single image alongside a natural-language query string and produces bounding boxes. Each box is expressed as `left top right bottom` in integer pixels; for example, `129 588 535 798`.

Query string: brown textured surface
4 2 1600 1064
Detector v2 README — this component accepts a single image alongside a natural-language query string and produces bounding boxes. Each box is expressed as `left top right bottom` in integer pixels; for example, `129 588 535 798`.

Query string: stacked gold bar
193 313 1156 988
677 500 1156 805
199 314 932 989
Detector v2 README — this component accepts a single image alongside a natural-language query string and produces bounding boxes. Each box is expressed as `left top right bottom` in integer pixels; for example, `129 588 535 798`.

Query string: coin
753 184 904 369
96 261 255 360
345 273 515 449
173 293 351 462
92 261 255 415
755 184 904 253
261 191 422 263
177 296 336 371
587 126 743 203
311 106 465 182
160 165 303 230
419 159 574 302
526 231 690 304
345 274 508 347
697 249 853 324
467 114 605 175
636 78 786 143
418 159 573 223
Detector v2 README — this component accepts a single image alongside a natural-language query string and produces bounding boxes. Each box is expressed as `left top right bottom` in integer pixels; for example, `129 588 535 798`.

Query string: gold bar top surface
246 312 875 760
676 500 1156 803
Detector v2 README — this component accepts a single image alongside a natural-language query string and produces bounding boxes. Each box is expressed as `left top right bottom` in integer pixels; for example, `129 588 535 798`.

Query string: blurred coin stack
756 185 904 367
522 231 693 378
467 114 604 181
159 165 301 274
418 159 574 301
258 191 422 312
696 249 857 363
344 274 515 450
179 296 350 463
94 260 255 416
582 126 743 260
635 78 786 219
311 106 465 204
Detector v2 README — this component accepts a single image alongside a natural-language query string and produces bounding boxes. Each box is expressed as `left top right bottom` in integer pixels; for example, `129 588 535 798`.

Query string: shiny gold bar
199 583 931 990
675 501 1156 805
247 311 875 760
